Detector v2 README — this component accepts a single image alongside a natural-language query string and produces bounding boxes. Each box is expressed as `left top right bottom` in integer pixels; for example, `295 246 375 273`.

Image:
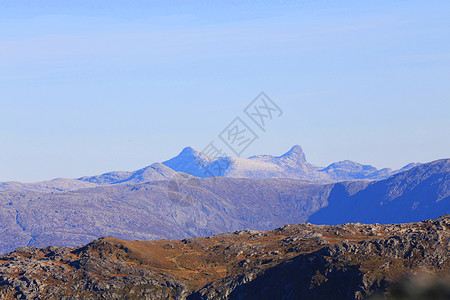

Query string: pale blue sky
1 0 449 182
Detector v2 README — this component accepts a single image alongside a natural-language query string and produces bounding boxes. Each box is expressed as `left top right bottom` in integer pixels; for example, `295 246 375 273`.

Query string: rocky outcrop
0 216 448 299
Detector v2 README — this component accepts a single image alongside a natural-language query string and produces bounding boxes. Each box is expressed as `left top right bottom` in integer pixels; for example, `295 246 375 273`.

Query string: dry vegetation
0 215 449 299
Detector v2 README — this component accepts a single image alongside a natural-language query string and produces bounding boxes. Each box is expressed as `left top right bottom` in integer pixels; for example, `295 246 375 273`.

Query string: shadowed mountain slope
308 159 450 224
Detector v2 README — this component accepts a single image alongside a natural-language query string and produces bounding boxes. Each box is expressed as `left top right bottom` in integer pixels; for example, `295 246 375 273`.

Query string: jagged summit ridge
280 145 307 161
250 145 306 161
0 145 423 193
162 145 418 182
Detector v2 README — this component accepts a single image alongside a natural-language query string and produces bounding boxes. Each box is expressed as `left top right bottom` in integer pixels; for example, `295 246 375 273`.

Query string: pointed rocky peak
162 146 215 177
167 146 212 163
279 145 307 163
178 146 203 158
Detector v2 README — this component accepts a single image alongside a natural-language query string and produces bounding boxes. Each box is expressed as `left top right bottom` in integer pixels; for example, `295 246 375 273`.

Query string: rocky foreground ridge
0 216 449 300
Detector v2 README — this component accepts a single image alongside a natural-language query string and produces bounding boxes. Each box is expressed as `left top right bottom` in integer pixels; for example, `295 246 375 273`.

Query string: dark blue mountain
308 159 450 224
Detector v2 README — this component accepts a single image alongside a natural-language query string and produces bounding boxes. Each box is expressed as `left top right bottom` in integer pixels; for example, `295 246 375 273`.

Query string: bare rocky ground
0 215 448 300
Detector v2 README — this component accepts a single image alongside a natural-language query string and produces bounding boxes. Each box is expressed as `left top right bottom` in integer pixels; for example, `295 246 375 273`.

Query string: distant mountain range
0 145 448 254
0 145 420 193
309 158 450 224
163 145 419 182
0 178 332 254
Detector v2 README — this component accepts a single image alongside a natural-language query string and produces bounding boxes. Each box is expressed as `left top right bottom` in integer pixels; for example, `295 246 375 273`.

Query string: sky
1 0 449 182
